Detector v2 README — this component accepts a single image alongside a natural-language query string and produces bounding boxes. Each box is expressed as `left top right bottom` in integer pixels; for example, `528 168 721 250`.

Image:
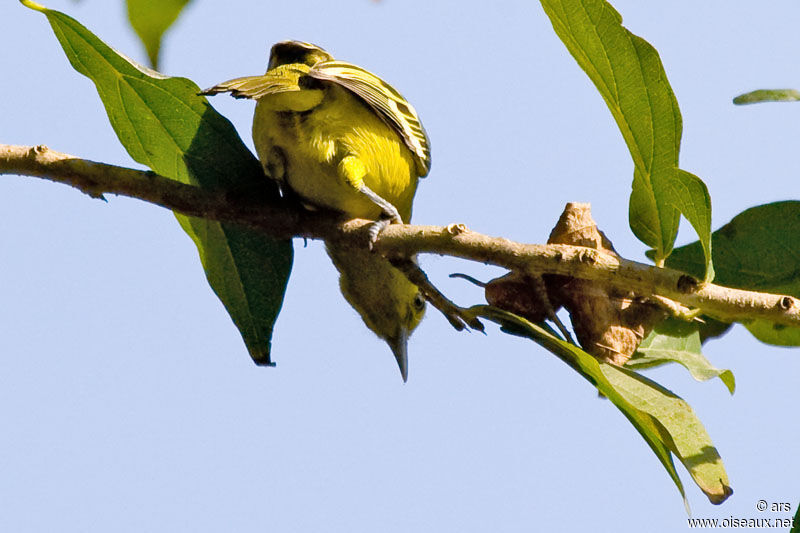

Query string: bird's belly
253 105 418 222
286 157 386 220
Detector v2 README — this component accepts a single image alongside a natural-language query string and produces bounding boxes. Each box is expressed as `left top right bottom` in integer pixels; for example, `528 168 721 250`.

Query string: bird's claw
367 218 392 251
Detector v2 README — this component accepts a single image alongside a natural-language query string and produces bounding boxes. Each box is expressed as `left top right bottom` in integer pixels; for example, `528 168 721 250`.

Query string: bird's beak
388 327 409 383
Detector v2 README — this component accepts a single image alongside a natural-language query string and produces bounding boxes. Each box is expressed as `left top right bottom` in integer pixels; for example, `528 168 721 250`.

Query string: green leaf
628 318 735 394
472 305 687 508
742 320 800 347
477 306 733 506
23 0 293 365
668 170 714 281
665 201 800 346
126 0 191 69
477 306 732 505
600 363 732 505
667 201 800 291
733 88 800 105
539 0 712 275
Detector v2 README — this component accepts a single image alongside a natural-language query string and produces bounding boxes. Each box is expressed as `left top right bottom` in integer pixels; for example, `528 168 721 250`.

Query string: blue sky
1 1 798 531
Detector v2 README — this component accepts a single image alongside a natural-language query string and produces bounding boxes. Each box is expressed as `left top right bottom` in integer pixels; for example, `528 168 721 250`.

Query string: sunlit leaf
473 305 686 507
667 170 713 281
601 363 732 504
540 0 712 276
629 318 735 394
23 0 293 364
733 88 800 105
474 305 733 506
126 0 191 69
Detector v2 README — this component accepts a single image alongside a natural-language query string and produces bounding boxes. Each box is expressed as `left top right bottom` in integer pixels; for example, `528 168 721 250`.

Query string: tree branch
0 143 320 238
3 143 799 328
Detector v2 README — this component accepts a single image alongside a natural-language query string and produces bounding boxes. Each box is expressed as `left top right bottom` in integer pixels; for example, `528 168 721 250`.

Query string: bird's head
268 40 334 70
327 246 426 382
373 279 426 384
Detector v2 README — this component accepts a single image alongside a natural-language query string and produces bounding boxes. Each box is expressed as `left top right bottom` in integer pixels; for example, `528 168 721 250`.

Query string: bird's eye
413 292 425 311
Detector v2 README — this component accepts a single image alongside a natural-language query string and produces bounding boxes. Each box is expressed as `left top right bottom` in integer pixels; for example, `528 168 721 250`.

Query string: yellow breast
252 84 420 222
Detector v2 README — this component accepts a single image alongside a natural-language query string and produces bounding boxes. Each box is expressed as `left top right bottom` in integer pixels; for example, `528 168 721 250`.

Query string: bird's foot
367 215 401 251
356 184 404 250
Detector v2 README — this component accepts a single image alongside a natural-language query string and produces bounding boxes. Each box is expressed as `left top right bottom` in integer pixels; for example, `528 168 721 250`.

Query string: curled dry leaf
451 270 558 324
485 272 547 322
484 271 559 324
546 203 666 365
465 203 669 365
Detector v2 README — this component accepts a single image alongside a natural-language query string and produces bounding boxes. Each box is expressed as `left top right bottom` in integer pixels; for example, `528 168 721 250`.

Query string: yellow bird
202 41 431 381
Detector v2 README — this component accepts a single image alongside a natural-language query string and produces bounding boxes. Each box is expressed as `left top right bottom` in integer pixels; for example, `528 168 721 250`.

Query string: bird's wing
200 65 308 100
308 60 431 176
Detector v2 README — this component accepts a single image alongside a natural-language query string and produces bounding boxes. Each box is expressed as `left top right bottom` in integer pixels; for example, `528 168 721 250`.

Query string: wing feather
308 61 431 176
200 65 308 100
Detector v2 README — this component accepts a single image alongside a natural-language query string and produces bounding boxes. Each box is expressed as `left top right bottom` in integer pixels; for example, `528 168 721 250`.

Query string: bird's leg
358 184 403 248
339 155 403 249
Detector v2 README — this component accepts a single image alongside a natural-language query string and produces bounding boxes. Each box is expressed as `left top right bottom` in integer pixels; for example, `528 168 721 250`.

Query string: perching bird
202 40 431 381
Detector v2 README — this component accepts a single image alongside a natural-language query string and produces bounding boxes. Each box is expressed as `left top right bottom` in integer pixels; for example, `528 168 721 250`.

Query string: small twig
448 272 487 287
529 275 575 344
649 295 702 322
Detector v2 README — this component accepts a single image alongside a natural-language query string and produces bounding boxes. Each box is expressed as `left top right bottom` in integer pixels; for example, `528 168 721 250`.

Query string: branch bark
3 143 799 328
